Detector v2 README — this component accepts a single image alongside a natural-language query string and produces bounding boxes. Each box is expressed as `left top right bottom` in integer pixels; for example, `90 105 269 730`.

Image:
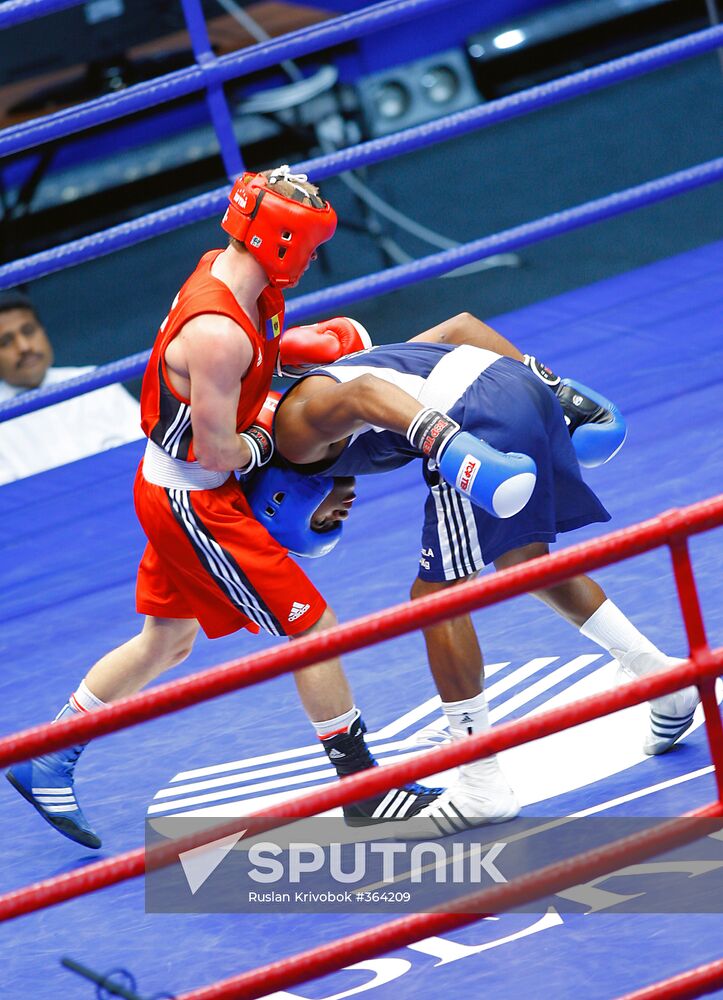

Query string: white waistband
142 439 229 491
419 345 499 412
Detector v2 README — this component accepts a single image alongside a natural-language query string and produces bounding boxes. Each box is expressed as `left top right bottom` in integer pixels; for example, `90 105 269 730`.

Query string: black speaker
357 48 481 139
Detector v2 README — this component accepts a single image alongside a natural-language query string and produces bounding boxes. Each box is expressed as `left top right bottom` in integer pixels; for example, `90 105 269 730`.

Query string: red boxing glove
238 391 281 474
254 390 281 435
277 316 372 378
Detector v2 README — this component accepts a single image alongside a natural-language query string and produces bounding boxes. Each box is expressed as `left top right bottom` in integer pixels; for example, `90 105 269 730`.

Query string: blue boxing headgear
246 465 343 558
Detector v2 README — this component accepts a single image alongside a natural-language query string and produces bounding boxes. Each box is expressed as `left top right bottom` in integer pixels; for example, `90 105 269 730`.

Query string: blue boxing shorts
418 356 611 581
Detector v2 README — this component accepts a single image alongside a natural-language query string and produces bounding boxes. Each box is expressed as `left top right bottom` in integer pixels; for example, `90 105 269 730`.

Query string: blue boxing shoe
6 742 101 849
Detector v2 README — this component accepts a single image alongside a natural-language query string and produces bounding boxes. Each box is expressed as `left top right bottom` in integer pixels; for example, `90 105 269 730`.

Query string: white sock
55 680 106 722
580 600 661 668
313 706 360 740
442 692 502 782
443 691 489 738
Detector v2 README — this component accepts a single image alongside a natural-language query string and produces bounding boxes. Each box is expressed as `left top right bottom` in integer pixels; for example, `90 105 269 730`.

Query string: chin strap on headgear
221 166 337 289
246 465 343 558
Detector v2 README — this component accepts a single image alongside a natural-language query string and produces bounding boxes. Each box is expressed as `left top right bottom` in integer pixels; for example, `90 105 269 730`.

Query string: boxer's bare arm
409 311 524 360
181 315 255 471
275 373 422 465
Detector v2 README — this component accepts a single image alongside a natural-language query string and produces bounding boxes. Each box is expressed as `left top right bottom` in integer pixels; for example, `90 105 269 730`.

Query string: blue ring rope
0 0 452 30
0 25 720 290
1 155 720 422
0 0 85 29
0 0 462 156
0 353 150 421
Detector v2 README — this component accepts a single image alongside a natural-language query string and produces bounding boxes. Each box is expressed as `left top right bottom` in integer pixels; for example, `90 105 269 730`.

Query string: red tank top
140 249 283 462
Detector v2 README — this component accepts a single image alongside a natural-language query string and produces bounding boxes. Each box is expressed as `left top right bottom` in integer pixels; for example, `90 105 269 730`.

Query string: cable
235 65 339 114
60 956 175 1000
314 115 519 276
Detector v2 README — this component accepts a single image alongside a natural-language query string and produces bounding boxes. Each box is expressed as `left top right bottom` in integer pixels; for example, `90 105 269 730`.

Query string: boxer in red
7 166 441 849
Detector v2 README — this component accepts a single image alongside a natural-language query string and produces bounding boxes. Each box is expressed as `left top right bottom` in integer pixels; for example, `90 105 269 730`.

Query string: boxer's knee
411 576 444 601
140 616 199 669
411 574 474 601
494 542 549 571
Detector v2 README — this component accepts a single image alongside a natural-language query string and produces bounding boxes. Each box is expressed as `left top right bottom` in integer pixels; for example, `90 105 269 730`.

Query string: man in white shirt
0 288 143 484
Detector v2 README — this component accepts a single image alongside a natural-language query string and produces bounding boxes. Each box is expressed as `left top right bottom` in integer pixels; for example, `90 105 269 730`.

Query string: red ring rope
618 958 723 1000
1 496 721 769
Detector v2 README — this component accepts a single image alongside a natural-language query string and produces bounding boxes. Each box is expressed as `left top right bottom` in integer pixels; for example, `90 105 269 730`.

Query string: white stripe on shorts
170 489 281 636
450 487 483 572
432 484 459 579
433 483 483 580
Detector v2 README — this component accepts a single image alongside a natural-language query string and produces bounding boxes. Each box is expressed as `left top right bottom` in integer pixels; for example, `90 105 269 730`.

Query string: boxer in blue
247 312 700 834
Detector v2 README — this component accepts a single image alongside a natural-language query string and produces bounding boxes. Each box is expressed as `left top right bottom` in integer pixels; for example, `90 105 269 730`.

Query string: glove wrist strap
406 408 460 461
238 425 274 474
523 354 561 390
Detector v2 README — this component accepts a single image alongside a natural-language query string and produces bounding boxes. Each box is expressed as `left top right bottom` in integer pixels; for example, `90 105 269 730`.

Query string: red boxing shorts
134 466 326 639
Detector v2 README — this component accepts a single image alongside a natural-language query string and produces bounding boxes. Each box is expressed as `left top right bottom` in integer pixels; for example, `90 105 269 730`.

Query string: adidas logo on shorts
288 601 310 623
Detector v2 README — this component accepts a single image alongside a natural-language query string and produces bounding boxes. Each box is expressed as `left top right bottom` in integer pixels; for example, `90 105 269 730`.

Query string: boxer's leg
411 577 484 702
496 543 700 755
6 615 200 849
411 576 519 834
85 615 200 700
299 606 443 822
292 607 354 722
494 541 605 625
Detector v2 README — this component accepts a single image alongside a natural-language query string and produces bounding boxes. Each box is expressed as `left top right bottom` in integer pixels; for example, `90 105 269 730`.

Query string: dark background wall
20 46 723 367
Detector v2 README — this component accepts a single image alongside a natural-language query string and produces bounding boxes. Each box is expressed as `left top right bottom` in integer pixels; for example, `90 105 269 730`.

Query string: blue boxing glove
406 409 537 518
555 379 627 468
523 356 627 468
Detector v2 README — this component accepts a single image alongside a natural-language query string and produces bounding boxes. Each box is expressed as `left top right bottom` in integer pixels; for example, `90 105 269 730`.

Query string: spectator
0 288 143 484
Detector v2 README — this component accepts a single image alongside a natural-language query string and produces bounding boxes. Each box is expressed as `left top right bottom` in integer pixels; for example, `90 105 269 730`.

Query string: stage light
492 29 526 50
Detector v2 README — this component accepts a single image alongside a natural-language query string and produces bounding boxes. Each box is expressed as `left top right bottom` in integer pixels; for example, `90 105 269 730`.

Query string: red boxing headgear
221 166 337 288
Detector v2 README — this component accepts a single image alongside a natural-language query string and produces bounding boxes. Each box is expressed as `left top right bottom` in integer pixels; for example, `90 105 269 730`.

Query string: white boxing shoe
618 651 700 755
407 770 520 839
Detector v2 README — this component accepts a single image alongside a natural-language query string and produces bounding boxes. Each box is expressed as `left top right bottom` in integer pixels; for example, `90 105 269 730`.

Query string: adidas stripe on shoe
406 776 520 840
6 744 101 849
644 691 700 755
